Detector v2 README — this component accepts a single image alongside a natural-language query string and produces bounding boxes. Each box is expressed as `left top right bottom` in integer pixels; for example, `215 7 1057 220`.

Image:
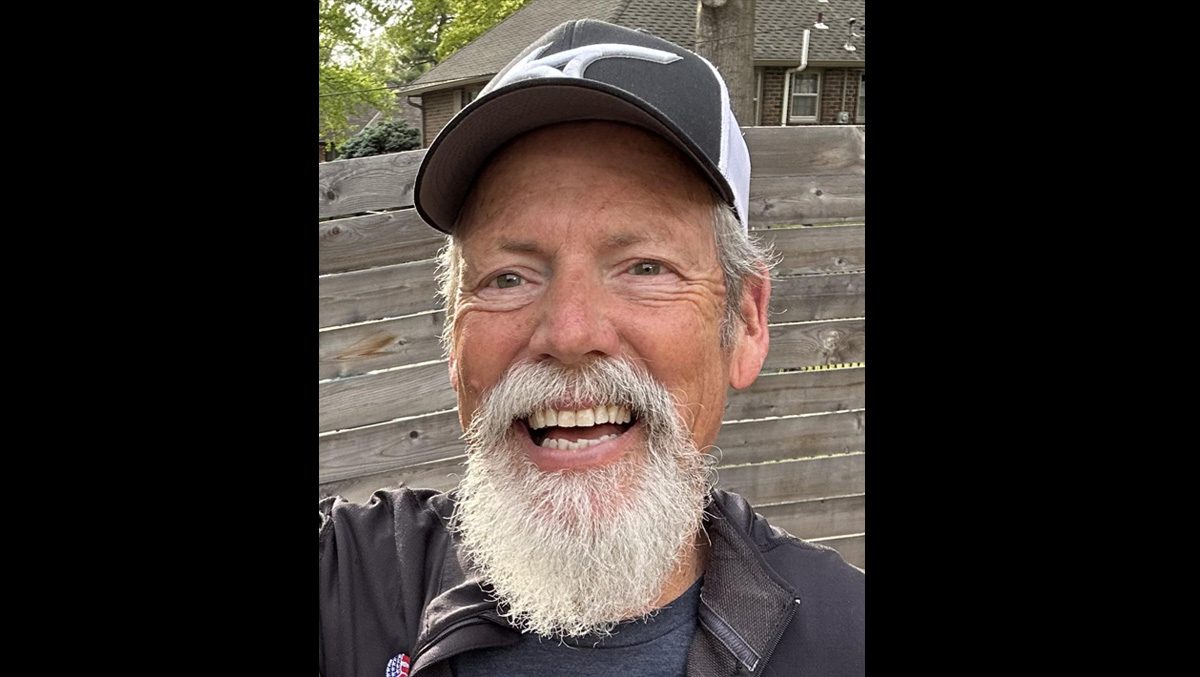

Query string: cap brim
414 78 736 234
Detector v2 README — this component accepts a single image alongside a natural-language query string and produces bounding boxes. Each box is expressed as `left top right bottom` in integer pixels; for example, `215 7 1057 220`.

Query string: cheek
452 309 536 414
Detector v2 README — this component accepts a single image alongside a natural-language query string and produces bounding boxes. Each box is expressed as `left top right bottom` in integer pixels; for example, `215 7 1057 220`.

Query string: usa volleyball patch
385 652 411 677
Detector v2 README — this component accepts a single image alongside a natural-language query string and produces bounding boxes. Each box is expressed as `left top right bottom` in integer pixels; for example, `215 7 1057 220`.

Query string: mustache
464 357 678 448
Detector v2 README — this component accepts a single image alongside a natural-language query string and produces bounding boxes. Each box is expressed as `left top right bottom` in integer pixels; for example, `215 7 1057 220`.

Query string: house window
463 85 483 106
788 72 820 123
856 72 865 123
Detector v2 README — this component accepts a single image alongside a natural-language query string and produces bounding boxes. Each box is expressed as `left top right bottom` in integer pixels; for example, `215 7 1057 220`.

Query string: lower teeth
540 433 618 450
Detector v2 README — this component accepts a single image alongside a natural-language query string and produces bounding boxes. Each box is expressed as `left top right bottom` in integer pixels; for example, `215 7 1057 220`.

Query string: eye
492 272 524 289
629 261 663 276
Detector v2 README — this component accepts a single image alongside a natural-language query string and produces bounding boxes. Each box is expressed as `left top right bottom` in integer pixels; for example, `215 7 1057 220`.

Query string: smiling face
449 121 754 471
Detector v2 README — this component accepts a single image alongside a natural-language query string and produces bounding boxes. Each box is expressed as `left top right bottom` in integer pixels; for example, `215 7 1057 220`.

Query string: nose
527 268 620 365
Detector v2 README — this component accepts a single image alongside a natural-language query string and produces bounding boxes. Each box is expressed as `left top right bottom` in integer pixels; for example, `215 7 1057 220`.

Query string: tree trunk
696 0 756 126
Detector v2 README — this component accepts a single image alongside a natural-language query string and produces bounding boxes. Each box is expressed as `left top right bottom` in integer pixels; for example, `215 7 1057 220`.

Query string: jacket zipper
743 598 799 674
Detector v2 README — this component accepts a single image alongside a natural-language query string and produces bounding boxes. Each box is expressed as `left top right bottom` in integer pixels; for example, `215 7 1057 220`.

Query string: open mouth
523 404 637 451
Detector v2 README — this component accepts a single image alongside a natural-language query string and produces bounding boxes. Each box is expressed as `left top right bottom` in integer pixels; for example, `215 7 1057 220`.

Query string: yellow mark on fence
798 361 865 372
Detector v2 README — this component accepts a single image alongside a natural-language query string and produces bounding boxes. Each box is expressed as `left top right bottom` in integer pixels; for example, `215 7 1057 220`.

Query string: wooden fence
318 125 865 568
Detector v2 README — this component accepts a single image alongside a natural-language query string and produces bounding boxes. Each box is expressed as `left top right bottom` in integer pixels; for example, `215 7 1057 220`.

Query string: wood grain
319 311 446 380
755 494 865 541
319 451 865 508
318 361 456 433
769 272 864 323
319 371 863 484
758 225 865 275
320 410 464 483
319 149 424 220
319 209 447 274
714 453 865 505
762 319 865 370
317 127 863 222
319 259 440 328
318 318 862 432
725 368 864 420
744 126 864 179
317 276 863 380
714 411 864 467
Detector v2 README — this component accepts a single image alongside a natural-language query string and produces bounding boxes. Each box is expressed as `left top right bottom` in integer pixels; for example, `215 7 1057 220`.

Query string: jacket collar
412 490 798 675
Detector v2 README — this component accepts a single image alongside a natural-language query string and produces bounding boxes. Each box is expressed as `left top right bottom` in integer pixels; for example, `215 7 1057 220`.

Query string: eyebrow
495 232 653 253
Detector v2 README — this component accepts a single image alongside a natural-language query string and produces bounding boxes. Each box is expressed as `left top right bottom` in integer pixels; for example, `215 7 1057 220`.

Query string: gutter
780 29 811 125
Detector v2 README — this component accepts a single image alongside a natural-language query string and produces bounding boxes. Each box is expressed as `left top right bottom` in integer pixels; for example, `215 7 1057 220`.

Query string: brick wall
760 67 787 126
818 68 865 124
763 67 864 126
421 89 461 148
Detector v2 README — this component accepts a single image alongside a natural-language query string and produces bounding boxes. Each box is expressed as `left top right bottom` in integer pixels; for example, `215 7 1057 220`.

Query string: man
320 19 864 677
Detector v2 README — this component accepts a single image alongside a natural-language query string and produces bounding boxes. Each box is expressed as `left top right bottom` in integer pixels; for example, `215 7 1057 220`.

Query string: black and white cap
414 19 752 234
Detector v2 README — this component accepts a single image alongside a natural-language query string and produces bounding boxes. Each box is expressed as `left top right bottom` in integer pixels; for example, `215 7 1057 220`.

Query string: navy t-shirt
451 578 702 677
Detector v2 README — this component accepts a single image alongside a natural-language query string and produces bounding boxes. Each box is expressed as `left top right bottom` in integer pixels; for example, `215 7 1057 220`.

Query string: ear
729 268 771 390
448 352 460 393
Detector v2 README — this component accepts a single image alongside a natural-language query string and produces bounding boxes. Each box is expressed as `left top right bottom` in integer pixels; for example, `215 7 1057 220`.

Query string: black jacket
319 488 864 676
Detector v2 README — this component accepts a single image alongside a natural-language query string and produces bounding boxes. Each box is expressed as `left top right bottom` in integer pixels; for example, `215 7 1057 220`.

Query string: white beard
450 357 716 639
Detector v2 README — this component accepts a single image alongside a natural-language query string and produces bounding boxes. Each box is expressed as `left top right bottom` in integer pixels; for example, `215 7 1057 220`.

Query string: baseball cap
413 18 752 235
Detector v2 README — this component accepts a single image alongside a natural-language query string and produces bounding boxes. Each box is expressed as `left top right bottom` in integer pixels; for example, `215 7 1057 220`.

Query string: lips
525 404 636 450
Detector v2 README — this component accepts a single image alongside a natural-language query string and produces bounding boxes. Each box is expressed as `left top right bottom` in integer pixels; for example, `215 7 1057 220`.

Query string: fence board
319 259 440 328
319 311 446 380
743 126 864 179
320 410 463 483
714 411 864 467
759 225 864 275
318 370 863 483
768 272 864 322
318 127 864 222
714 453 865 505
754 494 865 541
319 150 424 220
763 319 865 370
320 451 864 508
725 368 863 420
319 319 861 432
319 362 456 432
320 210 447 274
318 275 863 379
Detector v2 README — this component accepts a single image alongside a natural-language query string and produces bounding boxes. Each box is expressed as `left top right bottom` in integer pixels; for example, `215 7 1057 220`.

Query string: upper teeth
529 405 631 430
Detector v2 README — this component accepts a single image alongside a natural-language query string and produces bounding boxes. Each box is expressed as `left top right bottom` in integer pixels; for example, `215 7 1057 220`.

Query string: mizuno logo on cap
485 43 682 94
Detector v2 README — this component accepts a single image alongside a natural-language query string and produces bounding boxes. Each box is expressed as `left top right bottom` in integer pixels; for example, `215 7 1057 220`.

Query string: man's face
450 121 736 469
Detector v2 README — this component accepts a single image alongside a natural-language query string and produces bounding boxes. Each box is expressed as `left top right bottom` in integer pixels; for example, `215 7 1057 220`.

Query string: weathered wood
320 451 864 508
714 411 864 467
758 224 864 275
755 494 865 541
811 534 864 570
319 259 440 328
318 362 456 433
320 410 463 483
319 209 447 274
762 319 865 370
318 319 861 432
318 371 862 483
749 175 865 227
318 276 863 380
319 149 424 220
769 272 864 322
715 453 865 505
317 127 863 222
697 0 756 126
725 368 864 420
319 311 446 380
744 126 864 179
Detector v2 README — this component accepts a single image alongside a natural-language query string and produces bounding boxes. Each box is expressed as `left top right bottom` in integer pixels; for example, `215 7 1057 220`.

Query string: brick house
400 0 865 147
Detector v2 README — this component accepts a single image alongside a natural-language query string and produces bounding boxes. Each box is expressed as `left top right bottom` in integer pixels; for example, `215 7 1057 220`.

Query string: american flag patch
385 652 411 677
